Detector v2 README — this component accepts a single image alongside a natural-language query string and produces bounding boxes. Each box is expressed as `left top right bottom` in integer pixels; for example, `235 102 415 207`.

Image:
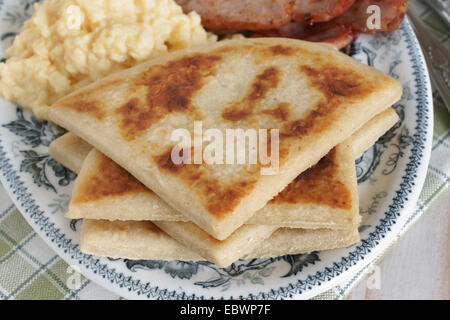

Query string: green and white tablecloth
0 0 448 300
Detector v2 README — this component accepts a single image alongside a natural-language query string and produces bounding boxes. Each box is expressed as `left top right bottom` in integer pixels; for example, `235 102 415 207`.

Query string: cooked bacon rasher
335 0 409 33
292 0 356 24
250 21 360 49
175 0 296 31
177 0 408 48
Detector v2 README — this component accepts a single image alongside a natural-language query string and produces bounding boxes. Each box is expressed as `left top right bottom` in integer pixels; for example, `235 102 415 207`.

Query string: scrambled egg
0 0 215 119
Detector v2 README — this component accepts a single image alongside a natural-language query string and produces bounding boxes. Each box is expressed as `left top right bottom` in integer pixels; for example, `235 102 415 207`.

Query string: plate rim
0 19 434 300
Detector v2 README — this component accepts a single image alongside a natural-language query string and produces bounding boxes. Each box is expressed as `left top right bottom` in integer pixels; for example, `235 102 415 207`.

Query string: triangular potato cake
49 133 91 174
68 143 358 229
48 38 402 239
153 221 277 267
54 107 398 229
349 107 399 158
51 107 398 181
246 141 359 228
80 219 360 264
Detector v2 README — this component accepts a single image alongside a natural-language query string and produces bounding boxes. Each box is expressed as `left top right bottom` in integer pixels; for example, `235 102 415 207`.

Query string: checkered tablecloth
0 0 448 300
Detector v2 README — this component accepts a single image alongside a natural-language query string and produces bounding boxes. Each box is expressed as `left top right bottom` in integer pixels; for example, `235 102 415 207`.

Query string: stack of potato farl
47 38 402 267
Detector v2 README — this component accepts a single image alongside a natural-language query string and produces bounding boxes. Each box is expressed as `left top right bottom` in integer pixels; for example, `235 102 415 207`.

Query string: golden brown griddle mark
268 45 295 56
203 178 257 218
270 148 352 209
255 44 302 64
280 63 373 139
115 54 222 141
52 78 123 120
212 44 298 65
56 100 105 121
281 102 330 138
299 65 370 100
115 98 156 142
154 148 258 219
72 153 151 204
222 66 281 121
262 102 291 121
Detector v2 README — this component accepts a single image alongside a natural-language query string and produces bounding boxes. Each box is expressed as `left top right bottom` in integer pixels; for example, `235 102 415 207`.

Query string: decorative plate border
0 18 433 299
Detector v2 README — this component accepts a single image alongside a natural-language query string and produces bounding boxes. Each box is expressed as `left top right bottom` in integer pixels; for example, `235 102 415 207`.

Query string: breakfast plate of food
0 0 433 299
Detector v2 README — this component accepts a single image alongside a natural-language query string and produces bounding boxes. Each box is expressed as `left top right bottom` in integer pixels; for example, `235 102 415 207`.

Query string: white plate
0 1 433 299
